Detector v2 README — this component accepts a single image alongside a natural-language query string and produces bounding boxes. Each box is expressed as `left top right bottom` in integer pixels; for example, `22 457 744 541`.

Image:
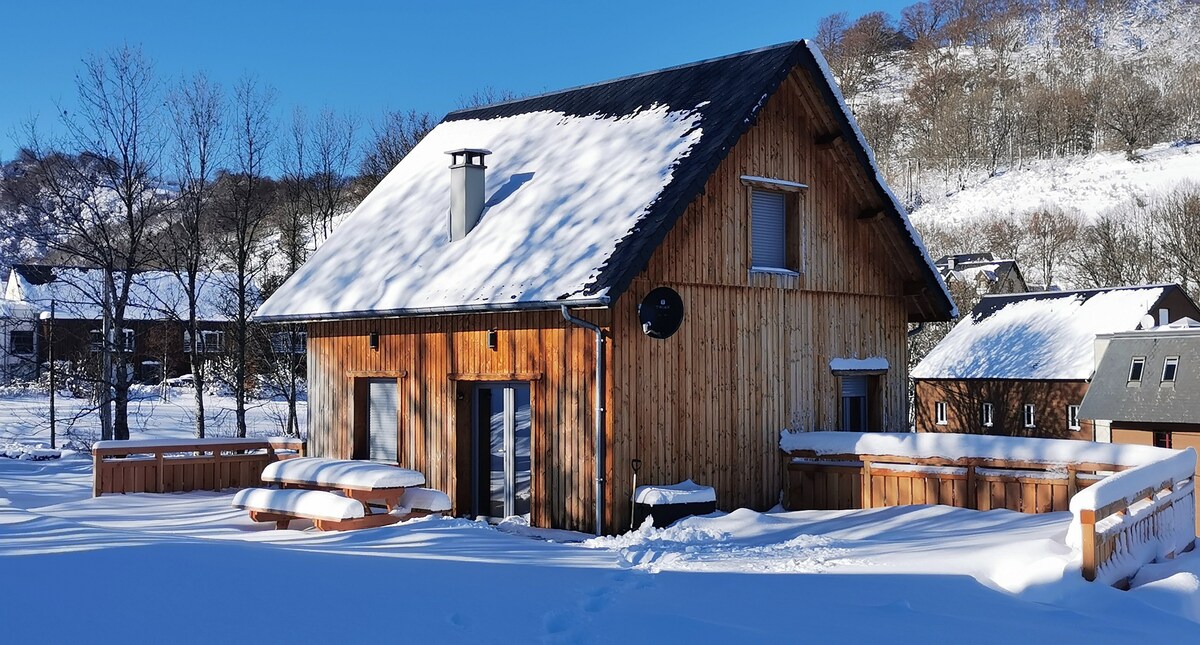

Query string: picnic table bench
234 458 448 531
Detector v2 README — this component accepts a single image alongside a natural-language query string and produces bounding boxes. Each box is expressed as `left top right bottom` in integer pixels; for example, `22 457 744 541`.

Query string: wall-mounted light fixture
487 329 498 351
369 331 380 351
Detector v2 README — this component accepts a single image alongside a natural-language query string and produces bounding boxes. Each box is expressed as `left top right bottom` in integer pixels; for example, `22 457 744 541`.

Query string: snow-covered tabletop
633 480 716 506
261 458 426 490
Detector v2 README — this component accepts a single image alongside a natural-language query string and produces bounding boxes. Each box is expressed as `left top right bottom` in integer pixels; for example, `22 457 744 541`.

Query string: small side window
981 402 994 428
1163 356 1179 383
935 401 948 425
1129 357 1145 382
1154 432 1173 449
1067 405 1080 430
1023 404 1036 428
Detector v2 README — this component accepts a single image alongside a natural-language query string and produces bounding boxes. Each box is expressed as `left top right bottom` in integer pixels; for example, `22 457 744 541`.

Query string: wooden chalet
255 41 955 534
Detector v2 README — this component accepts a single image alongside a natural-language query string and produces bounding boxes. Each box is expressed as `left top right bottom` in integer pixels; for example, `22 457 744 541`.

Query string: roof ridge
446 41 804 118
980 283 1177 299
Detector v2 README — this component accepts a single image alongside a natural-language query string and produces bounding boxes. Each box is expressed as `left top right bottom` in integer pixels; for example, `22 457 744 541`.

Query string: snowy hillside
910 141 1200 227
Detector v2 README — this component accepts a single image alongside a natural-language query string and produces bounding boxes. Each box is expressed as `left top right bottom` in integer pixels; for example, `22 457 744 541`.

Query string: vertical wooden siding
607 67 911 529
306 310 609 533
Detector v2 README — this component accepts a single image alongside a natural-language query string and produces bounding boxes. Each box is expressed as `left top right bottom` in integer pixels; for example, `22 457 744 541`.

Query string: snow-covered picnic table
234 458 444 531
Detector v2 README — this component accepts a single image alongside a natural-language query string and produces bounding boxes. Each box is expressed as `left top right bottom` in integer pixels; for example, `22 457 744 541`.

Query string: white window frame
89 328 134 353
935 401 948 425
1023 404 1036 428
1067 405 1080 430
270 331 307 355
1162 356 1179 383
200 330 224 354
1128 356 1145 383
981 402 994 428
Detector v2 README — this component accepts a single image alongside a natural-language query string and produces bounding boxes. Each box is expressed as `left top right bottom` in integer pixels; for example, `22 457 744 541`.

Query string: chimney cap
446 148 492 168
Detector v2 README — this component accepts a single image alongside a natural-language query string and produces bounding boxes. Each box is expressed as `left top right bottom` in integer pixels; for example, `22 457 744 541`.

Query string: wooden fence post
965 464 977 510
156 451 165 493
1080 508 1098 581
92 449 102 497
861 459 873 509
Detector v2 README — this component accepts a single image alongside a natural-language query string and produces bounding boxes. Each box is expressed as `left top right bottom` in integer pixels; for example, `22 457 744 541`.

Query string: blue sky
1 0 909 162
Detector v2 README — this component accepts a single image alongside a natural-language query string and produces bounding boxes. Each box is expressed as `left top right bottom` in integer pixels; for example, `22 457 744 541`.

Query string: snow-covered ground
0 386 305 449
910 142 1200 227
2 393 1199 641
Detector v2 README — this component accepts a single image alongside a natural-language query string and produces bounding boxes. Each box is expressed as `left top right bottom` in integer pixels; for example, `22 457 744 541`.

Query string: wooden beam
903 281 928 297
815 131 842 150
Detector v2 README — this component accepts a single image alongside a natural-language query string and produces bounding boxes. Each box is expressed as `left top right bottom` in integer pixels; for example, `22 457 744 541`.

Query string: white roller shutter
751 190 787 269
368 379 398 462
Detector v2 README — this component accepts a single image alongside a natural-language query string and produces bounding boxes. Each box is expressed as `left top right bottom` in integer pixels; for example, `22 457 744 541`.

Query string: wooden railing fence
785 453 1111 515
1070 448 1197 585
92 437 305 496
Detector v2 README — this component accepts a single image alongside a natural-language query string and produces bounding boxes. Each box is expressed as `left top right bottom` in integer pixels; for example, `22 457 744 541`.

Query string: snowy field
1 395 1199 642
0 386 305 449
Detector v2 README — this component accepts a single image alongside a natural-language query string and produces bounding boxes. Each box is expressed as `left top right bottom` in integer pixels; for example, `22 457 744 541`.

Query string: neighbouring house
934 253 1028 296
1079 316 1200 529
0 297 38 383
254 41 956 534
1080 317 1200 450
3 264 240 384
912 284 1200 440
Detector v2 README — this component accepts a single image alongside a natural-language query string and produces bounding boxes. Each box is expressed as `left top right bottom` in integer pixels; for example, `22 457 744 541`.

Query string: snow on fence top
261 457 425 490
93 437 300 451
1069 448 1197 514
779 431 1174 467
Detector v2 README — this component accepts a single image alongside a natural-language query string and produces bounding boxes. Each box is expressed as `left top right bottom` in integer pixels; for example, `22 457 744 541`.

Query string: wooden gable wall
607 66 911 528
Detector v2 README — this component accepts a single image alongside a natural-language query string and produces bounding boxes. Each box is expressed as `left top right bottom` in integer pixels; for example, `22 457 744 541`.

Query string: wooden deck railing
1070 448 1196 585
92 437 305 496
781 432 1197 585
785 453 1108 514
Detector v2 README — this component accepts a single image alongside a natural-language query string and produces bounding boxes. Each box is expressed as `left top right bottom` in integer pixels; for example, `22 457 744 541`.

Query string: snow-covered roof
5 265 238 322
912 285 1183 380
256 41 954 323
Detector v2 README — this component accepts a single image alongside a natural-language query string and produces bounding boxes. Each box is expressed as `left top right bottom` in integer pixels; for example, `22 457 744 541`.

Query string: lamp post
39 301 55 450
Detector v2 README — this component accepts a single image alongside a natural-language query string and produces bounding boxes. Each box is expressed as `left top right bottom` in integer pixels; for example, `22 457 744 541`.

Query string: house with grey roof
1080 317 1200 451
913 284 1200 439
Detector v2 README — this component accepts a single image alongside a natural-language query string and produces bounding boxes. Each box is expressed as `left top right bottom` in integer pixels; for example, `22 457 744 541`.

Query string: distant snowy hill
909 141 1200 226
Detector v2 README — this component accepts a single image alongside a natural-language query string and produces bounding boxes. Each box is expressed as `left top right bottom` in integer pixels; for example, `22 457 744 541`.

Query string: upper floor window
1067 405 1081 430
750 189 791 272
935 401 948 425
1128 356 1145 383
1154 431 1173 449
1023 404 1036 428
1162 356 1179 383
185 330 225 353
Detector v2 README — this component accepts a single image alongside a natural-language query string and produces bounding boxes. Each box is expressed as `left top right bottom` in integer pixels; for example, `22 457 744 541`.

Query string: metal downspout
561 305 606 536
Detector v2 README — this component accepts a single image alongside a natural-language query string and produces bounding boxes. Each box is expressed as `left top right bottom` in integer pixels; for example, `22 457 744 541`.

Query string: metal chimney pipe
446 148 491 241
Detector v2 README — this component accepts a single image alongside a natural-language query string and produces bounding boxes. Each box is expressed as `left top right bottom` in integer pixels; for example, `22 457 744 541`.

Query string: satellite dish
638 287 684 339
1140 314 1156 330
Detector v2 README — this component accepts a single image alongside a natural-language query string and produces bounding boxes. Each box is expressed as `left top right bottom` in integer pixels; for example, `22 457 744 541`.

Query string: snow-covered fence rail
780 432 1196 584
1069 447 1196 585
92 437 305 497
